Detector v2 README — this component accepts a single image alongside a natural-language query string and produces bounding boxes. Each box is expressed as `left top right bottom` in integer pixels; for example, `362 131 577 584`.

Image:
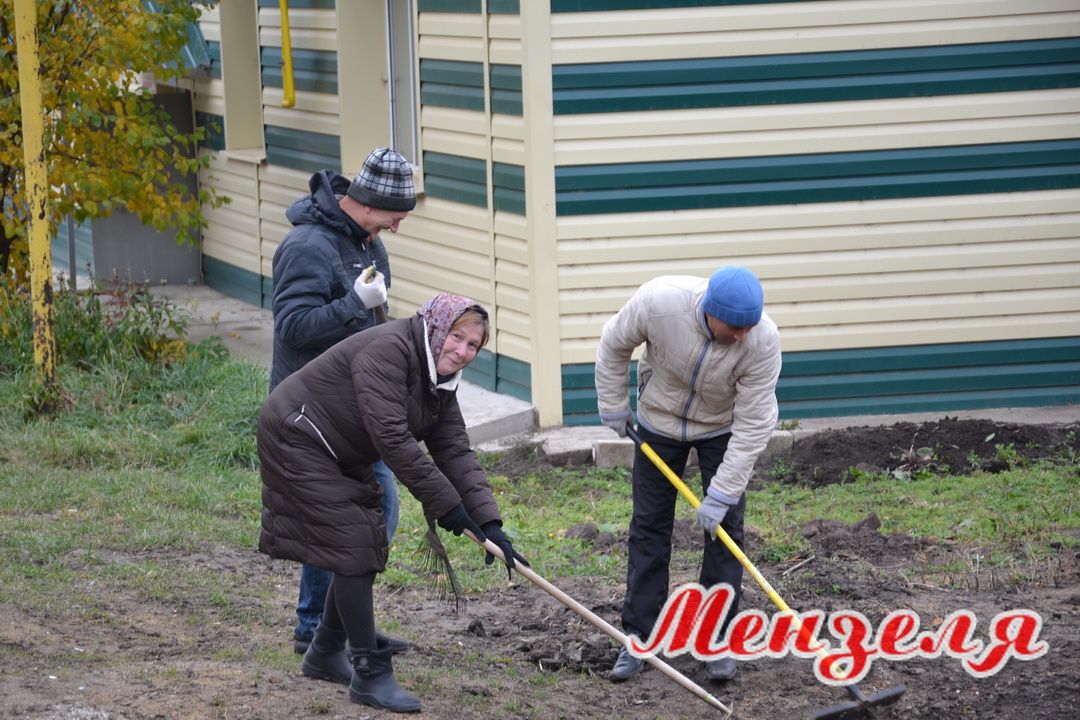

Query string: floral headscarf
417 293 489 361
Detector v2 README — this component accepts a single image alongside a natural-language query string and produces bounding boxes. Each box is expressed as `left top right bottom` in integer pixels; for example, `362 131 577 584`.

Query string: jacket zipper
294 404 338 460
679 339 711 441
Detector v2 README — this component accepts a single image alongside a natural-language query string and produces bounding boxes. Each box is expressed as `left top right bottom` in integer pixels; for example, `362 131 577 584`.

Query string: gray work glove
600 410 633 438
696 494 729 539
353 266 387 309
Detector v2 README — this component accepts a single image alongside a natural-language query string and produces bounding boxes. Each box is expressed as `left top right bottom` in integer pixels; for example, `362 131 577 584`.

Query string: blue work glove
437 503 486 542
600 410 633 438
480 521 529 581
696 494 729 539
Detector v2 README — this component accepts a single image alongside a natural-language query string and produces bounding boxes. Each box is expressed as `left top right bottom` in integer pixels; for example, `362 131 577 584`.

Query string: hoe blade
812 685 906 720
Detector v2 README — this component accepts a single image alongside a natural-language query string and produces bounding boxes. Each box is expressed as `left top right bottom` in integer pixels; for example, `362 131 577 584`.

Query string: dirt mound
481 441 553 476
765 417 1078 487
801 512 924 567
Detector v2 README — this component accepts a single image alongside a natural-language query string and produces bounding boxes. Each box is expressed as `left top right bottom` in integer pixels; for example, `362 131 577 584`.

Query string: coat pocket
288 404 339 461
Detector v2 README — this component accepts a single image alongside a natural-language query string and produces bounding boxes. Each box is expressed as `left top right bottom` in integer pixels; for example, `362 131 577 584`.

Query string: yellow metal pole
279 0 295 108
14 0 56 387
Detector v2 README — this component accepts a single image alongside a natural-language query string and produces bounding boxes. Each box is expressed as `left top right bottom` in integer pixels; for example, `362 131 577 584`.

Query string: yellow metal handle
279 0 295 108
626 424 835 663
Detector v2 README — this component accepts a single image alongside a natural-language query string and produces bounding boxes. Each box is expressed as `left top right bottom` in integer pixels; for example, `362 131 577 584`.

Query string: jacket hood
286 170 369 240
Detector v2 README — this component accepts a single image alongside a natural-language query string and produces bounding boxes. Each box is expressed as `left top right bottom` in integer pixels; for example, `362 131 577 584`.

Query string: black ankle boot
376 629 410 654
301 621 352 685
349 646 422 713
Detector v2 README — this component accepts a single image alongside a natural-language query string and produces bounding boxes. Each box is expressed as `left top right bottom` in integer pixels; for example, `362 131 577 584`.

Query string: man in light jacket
595 266 782 683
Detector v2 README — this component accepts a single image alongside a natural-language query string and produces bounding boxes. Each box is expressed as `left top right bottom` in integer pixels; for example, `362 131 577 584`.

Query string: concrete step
456 381 536 446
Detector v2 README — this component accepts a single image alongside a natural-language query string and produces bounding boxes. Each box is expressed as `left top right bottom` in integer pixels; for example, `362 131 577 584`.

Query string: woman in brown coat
257 293 526 713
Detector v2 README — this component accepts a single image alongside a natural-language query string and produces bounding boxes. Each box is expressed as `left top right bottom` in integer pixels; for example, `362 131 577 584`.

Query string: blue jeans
294 460 398 642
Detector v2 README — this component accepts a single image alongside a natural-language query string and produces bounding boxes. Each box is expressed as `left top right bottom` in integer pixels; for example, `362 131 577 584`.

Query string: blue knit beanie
702 266 763 327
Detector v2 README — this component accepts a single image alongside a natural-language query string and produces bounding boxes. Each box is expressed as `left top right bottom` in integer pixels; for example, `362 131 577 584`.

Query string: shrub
0 276 191 373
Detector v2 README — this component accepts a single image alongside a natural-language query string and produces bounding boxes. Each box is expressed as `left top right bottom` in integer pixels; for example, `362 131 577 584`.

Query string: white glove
696 494 729 539
353 267 387 309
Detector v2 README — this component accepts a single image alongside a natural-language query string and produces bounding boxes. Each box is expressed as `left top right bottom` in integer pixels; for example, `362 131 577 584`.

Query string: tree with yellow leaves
0 0 225 284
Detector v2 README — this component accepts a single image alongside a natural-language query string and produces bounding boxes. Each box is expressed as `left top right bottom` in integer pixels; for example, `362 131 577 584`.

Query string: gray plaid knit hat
347 147 416 212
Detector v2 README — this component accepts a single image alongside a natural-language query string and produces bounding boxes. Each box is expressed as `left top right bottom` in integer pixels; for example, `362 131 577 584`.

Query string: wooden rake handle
462 530 733 716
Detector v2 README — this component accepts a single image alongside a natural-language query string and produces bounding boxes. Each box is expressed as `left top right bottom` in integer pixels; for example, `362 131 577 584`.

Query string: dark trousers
621 424 746 643
322 573 377 652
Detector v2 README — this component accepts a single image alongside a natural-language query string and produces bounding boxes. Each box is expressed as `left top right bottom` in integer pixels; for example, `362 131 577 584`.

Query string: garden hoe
626 424 907 720
461 530 736 717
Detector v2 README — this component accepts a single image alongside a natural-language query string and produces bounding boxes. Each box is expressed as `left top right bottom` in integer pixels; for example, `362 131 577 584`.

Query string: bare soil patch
2 418 1078 720
767 416 1079 486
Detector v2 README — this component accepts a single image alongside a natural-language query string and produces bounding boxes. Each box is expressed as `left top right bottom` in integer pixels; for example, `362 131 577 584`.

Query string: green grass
750 464 1079 563
1 299 1077 616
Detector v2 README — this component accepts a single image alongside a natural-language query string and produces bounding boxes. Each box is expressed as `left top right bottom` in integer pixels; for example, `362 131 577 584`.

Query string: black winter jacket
270 170 391 389
257 316 501 576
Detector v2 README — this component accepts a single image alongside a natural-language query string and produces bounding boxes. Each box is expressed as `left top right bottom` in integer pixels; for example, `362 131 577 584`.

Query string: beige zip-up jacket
595 275 782 503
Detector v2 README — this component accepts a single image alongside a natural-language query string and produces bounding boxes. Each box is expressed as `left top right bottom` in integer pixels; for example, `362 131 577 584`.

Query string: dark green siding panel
421 59 484 86
777 362 1080 402
554 140 1080 215
419 0 482 12
488 0 520 13
554 39 1080 88
424 176 488 207
423 152 488 207
491 89 523 115
261 48 338 94
555 65 1080 114
493 163 525 190
462 351 531 402
493 188 525 215
196 112 225 151
490 65 523 115
497 355 532 402
782 338 1080 376
420 59 485 111
463 349 496 390
420 85 485 111
421 86 485 111
203 256 262 307
265 125 341 173
779 386 1080 420
552 38 1080 114
553 1 794 10
493 162 525 215
424 152 486 183
206 40 222 79
261 276 274 310
560 338 1080 424
561 362 636 425
557 140 1080 190
490 65 522 91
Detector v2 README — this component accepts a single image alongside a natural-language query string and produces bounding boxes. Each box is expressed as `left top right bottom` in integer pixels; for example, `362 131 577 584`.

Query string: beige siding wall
194 4 341 293
547 0 1080 362
403 11 534 363
548 0 1080 63
193 6 261 281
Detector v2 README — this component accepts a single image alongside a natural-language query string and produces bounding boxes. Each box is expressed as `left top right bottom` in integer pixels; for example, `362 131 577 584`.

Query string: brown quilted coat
256 315 500 575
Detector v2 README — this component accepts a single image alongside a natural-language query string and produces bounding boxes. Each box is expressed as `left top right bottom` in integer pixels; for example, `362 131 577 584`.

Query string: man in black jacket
270 147 415 658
